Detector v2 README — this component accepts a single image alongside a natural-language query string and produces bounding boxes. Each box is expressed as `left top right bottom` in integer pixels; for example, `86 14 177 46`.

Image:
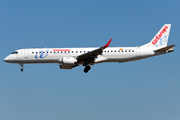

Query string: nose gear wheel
19 63 24 72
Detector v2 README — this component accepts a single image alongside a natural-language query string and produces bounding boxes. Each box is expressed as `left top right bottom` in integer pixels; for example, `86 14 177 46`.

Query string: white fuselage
4 47 156 64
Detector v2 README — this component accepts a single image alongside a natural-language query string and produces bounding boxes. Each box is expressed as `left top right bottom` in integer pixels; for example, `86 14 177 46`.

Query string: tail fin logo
155 35 167 47
152 26 168 46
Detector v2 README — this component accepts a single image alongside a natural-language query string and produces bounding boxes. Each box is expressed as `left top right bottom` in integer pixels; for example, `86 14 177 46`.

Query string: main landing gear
84 65 91 73
19 63 24 72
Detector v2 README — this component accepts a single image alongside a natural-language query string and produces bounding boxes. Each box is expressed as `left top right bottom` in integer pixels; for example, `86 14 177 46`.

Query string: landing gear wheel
20 68 24 72
84 65 91 73
19 63 24 72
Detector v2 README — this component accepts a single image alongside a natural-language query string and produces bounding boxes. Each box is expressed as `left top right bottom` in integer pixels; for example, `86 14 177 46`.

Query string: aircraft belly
104 53 138 62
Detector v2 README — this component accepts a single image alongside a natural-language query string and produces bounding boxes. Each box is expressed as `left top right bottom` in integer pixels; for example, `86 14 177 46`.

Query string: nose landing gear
19 63 24 72
20 68 24 72
84 65 91 73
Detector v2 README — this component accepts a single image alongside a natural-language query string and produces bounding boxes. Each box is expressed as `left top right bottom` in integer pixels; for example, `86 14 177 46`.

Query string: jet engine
59 57 77 69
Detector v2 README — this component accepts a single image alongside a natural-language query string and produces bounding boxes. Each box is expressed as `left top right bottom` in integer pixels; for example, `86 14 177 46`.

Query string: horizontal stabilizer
154 44 175 53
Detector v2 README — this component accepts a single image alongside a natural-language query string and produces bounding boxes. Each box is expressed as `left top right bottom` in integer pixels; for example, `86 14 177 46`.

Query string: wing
77 39 112 63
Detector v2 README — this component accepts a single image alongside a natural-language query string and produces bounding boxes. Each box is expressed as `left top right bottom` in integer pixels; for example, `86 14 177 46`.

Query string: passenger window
32 52 34 54
50 51 52 53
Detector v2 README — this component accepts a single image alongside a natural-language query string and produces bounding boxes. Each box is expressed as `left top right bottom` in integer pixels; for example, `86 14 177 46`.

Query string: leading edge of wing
77 39 112 61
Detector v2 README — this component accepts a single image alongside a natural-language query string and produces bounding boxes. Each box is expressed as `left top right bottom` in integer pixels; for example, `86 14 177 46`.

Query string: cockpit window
11 51 18 54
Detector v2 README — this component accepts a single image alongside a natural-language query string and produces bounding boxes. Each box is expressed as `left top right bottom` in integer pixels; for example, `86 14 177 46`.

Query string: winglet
103 39 112 48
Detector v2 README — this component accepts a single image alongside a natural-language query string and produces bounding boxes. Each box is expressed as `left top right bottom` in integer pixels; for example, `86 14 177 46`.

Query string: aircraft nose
4 56 9 62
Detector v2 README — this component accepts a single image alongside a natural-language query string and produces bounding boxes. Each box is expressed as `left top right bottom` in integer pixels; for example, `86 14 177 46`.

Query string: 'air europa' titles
152 26 168 45
53 49 70 51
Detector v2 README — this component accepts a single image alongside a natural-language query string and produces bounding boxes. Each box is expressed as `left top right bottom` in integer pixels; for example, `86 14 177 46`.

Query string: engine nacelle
62 57 77 64
59 57 77 69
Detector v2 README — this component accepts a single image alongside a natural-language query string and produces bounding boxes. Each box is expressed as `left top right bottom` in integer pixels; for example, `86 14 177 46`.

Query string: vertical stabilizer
140 24 171 50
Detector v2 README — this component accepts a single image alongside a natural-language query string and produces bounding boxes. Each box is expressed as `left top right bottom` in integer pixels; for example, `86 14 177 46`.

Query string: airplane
4 24 175 73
